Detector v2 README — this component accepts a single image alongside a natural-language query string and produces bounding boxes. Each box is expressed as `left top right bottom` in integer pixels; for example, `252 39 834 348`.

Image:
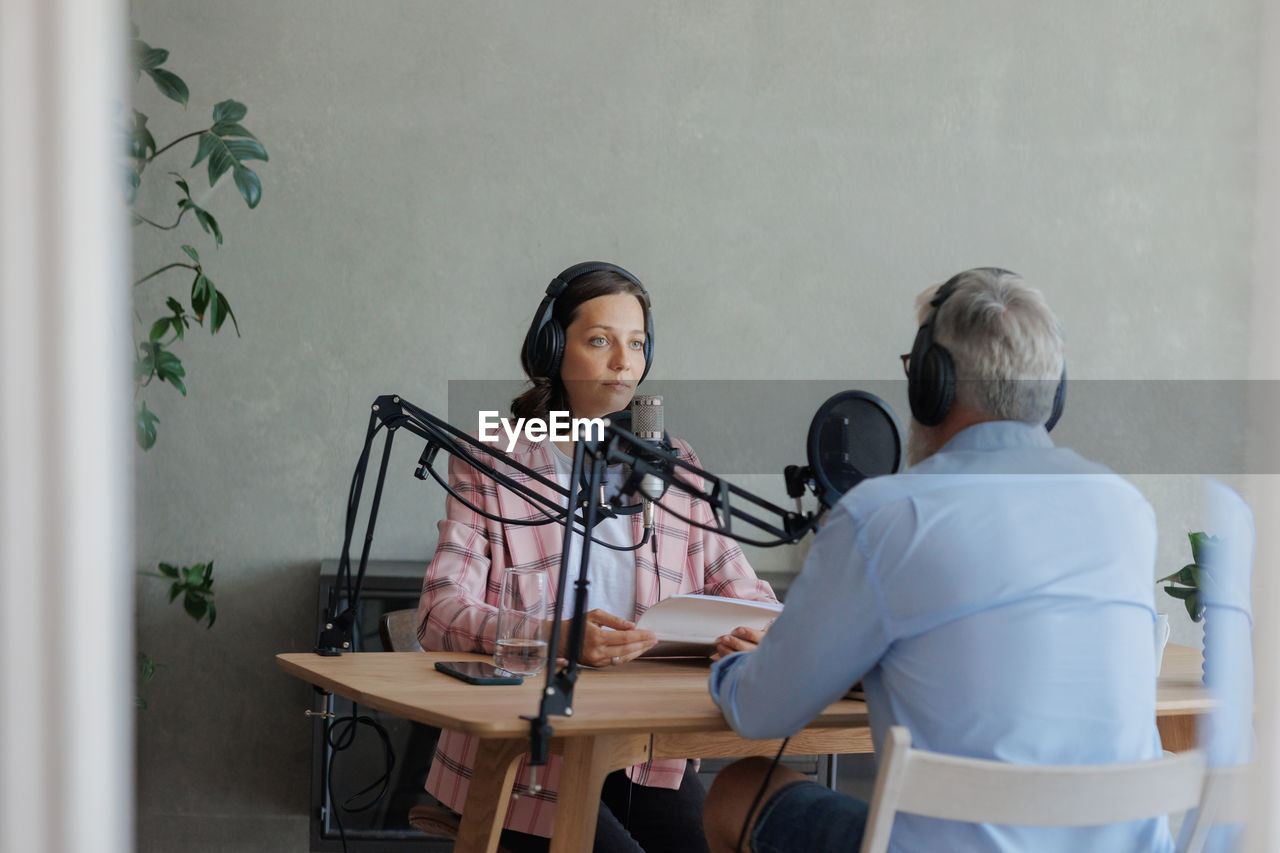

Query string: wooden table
1156 642 1212 752
278 642 1208 853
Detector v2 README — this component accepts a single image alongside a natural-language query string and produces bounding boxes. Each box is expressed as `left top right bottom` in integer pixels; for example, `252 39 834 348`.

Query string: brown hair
510 270 650 421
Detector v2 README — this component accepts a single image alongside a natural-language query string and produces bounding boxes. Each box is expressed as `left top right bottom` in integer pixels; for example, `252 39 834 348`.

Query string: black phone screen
434 660 524 684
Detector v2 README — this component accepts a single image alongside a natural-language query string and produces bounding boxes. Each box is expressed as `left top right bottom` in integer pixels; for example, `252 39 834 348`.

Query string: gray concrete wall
128 1 1262 849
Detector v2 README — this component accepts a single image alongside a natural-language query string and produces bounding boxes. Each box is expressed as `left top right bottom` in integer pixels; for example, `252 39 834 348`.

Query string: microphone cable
735 737 791 853
323 701 395 853
420 450 654 553
650 494 819 549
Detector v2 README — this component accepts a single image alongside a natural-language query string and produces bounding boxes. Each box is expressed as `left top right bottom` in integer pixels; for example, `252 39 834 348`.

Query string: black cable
653 493 818 548
424 459 653 552
651 525 662 603
736 736 791 853
338 421 386 605
324 702 396 853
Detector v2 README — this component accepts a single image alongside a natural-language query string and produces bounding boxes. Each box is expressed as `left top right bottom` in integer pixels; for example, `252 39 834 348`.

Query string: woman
417 261 776 852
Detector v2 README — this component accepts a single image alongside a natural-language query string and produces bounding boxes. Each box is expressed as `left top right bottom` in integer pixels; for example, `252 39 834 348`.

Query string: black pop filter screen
808 390 902 507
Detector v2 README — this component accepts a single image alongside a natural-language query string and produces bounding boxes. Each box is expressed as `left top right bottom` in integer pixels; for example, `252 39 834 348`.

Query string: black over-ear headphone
907 267 1066 431
522 261 655 383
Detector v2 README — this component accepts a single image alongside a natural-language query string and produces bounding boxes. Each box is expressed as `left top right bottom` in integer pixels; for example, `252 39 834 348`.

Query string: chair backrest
379 607 424 652
859 726 1208 853
1180 762 1250 853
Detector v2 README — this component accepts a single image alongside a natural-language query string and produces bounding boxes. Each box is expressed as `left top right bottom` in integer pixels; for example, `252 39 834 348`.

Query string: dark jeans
497 761 710 853
750 779 869 853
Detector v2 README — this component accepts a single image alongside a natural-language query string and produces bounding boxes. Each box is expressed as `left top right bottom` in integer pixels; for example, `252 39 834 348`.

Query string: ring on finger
611 656 621 666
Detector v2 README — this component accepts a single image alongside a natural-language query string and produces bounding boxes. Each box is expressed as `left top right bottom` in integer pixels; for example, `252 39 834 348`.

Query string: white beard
906 420 942 467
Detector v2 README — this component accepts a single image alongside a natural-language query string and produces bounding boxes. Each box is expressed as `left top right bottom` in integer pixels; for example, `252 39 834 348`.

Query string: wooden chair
378 608 518 852
859 726 1208 853
1181 762 1250 853
377 606 424 653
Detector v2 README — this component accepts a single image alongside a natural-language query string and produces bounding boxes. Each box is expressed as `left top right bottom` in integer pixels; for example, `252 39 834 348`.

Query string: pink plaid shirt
417 433 775 838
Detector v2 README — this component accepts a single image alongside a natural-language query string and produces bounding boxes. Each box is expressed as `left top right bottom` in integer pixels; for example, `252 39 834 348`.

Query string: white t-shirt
549 444 638 621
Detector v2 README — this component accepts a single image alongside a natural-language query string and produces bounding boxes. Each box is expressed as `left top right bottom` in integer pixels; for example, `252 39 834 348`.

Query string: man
703 268 1171 852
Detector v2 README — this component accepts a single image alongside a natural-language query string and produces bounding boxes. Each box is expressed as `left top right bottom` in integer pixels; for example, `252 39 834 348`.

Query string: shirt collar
936 420 1054 455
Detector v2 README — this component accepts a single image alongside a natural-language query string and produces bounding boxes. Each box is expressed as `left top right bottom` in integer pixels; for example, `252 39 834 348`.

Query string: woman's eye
629 340 645 350
589 336 607 346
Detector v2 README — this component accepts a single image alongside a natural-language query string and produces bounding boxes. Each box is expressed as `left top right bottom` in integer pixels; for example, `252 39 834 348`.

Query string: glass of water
494 566 549 676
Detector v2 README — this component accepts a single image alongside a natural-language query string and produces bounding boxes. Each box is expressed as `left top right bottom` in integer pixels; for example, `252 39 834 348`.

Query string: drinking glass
494 567 549 676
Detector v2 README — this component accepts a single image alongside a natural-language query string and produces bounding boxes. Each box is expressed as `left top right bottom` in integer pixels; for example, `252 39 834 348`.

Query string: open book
636 594 783 658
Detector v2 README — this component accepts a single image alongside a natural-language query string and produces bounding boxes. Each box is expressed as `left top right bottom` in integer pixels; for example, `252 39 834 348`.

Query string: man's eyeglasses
900 353 911 378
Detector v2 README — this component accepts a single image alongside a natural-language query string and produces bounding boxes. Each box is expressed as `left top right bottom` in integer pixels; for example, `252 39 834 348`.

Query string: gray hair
916 268 1065 423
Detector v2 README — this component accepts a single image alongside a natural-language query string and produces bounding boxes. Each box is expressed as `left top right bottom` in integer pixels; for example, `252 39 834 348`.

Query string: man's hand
710 624 769 662
548 609 657 667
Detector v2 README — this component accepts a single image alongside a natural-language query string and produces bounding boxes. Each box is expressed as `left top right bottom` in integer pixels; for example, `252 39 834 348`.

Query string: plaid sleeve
674 440 778 604
417 449 503 653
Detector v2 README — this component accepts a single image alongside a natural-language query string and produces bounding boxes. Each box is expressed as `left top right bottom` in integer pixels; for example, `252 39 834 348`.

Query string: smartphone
434 660 524 685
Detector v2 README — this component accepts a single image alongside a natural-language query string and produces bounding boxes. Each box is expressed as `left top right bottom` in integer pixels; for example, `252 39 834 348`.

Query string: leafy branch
125 22 265 452
136 562 217 709
128 21 261 709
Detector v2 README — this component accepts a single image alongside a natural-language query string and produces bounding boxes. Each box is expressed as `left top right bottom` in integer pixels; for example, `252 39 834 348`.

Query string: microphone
630 395 669 528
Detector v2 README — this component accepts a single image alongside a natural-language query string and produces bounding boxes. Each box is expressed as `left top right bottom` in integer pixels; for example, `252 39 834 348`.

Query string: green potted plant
1158 531 1218 622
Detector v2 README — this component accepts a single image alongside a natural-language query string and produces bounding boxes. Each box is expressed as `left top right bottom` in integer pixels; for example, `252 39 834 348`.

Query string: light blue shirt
710 421 1172 852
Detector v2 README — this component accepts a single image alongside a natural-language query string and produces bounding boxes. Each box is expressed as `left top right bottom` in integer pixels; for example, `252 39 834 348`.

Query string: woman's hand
710 624 769 662
548 609 657 667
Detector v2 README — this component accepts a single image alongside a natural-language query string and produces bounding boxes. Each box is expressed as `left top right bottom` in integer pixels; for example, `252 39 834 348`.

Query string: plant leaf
168 582 182 603
224 139 268 163
1189 531 1219 567
232 165 262 209
149 344 187 395
158 562 180 578
170 172 190 194
123 166 141 205
148 317 171 342
127 110 156 159
191 274 212 320
210 288 239 335
181 244 200 263
206 599 217 629
212 99 248 123
132 41 168 71
183 591 208 622
194 208 223 246
211 120 257 140
138 652 158 683
195 132 265 208
218 294 240 336
135 402 159 450
191 131 219 169
207 142 236 186
1163 586 1195 600
144 67 189 106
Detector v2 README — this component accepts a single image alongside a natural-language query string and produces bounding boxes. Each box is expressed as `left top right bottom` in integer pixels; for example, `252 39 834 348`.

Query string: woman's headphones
907 268 1066 431
522 261 655 383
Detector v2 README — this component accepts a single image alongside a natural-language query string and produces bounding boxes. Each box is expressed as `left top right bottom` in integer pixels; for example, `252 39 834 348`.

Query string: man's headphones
907 267 1066 431
522 261 655 383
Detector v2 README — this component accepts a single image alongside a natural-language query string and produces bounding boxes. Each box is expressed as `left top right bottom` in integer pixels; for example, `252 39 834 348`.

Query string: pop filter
795 390 903 509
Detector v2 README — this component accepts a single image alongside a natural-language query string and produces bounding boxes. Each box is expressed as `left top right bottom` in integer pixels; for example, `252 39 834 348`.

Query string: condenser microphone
630 395 668 528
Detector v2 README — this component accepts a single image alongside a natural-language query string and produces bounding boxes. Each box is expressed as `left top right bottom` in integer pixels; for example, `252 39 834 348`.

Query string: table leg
1158 714 1199 753
548 733 651 853
455 737 530 853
